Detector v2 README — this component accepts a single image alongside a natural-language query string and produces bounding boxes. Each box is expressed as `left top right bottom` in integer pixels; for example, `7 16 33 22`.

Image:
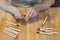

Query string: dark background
52 0 60 7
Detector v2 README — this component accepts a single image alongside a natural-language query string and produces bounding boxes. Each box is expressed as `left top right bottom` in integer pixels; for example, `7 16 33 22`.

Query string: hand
25 7 39 18
8 6 23 19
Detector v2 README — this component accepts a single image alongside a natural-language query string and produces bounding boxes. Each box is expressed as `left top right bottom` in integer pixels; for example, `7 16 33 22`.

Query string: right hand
8 6 23 19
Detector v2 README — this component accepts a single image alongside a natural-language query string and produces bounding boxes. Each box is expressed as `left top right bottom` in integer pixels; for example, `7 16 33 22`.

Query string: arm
0 0 18 14
0 0 23 19
34 0 55 11
0 0 11 12
25 0 55 18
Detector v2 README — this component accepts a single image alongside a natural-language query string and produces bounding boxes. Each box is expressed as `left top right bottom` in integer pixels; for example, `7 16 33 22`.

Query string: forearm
34 0 55 11
0 0 15 14
0 0 10 10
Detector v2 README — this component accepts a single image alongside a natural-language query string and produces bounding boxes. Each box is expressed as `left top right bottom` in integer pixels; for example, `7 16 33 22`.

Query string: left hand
25 7 39 18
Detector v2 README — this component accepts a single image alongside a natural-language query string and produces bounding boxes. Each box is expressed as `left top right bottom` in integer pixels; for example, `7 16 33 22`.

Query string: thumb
14 12 23 19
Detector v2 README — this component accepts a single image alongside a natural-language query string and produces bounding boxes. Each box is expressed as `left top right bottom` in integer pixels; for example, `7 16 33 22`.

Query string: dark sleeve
52 0 60 7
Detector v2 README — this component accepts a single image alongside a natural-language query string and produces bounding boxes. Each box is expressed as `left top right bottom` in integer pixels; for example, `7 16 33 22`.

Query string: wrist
33 6 40 12
8 6 16 15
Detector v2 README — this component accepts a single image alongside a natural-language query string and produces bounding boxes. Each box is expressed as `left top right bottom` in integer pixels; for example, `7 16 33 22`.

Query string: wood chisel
37 16 48 30
5 21 18 26
3 27 21 38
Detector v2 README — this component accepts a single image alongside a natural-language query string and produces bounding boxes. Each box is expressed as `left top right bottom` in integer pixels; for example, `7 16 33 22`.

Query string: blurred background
52 0 60 7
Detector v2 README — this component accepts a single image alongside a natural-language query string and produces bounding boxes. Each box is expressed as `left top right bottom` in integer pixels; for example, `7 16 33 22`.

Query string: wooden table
0 7 60 40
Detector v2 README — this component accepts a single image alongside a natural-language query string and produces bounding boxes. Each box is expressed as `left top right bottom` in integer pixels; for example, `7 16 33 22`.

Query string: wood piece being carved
18 6 29 22
18 6 28 16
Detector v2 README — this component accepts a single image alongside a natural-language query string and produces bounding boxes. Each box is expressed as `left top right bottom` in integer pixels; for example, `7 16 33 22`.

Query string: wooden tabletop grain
0 7 60 40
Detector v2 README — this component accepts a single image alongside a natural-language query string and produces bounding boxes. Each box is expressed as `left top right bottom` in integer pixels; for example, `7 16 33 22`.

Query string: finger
15 12 23 19
25 8 32 18
28 10 34 18
18 14 24 19
15 14 23 19
16 11 24 19
19 15 24 19
28 9 38 18
31 12 38 17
